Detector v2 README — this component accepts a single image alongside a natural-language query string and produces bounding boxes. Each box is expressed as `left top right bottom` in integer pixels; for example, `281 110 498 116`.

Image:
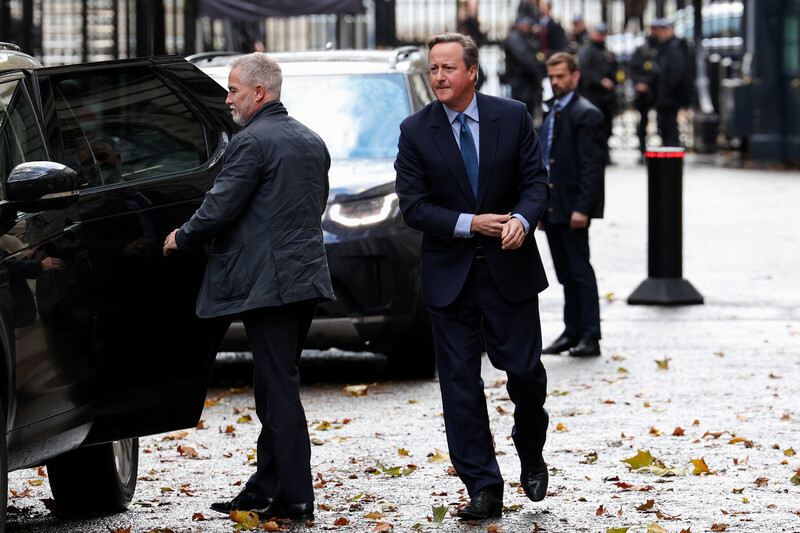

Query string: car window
0 78 47 199
49 67 207 188
281 73 410 160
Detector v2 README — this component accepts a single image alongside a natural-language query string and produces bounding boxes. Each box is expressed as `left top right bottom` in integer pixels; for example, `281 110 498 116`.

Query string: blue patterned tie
542 102 561 172
457 113 479 198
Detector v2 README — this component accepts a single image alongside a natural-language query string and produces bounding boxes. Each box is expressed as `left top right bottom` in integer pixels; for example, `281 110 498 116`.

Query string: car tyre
387 303 436 379
1 406 8 533
47 438 139 517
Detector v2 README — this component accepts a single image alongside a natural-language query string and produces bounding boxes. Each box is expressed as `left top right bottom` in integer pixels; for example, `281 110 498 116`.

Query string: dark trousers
241 298 318 503
657 106 680 147
426 259 548 498
636 103 651 154
544 222 601 340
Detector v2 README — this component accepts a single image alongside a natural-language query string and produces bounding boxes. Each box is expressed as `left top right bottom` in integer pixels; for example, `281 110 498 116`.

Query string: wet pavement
6 147 800 532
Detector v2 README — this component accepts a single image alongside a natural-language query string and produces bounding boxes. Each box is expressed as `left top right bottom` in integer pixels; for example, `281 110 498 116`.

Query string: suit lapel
430 101 476 207
476 93 499 209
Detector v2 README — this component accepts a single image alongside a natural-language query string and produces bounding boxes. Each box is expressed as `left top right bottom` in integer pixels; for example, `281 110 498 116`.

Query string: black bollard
628 147 703 305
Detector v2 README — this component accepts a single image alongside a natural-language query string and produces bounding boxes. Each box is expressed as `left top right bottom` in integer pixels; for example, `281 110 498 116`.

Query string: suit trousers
544 222 601 340
241 298 318 503
426 258 549 498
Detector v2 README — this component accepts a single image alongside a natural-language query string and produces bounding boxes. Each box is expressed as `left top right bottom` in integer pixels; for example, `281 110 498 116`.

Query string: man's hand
471 213 511 237
501 217 525 250
570 211 589 230
163 229 179 257
40 257 65 272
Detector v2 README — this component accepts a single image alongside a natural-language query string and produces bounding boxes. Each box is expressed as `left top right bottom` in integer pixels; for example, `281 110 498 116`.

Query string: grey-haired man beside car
163 52 334 522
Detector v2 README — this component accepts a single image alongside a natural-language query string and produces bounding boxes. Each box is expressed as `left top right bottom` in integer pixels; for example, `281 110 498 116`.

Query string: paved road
7 148 800 532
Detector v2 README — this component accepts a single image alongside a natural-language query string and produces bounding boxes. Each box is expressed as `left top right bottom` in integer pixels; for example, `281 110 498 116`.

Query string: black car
192 48 437 377
0 44 237 528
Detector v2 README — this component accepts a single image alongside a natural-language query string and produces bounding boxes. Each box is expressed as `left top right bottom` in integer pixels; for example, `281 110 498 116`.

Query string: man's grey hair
426 32 480 73
229 52 282 98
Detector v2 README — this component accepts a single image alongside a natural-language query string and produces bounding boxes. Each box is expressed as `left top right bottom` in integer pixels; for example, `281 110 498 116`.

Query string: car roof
188 47 428 79
0 42 43 70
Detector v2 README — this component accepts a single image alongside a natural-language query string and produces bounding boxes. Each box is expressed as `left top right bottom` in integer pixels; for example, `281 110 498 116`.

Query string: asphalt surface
6 146 800 532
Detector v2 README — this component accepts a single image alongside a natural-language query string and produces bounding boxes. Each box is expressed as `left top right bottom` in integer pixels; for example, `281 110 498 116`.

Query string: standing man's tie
542 102 561 172
457 112 479 198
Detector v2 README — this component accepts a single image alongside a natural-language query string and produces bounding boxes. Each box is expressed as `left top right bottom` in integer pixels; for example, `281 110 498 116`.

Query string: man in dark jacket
652 18 691 146
504 15 545 123
539 52 605 357
629 28 661 160
578 23 618 164
163 52 334 522
538 1 569 56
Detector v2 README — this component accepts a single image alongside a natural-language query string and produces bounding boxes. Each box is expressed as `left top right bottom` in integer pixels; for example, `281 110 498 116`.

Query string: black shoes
264 501 314 522
542 334 578 354
210 490 273 514
456 489 503 520
569 338 601 357
520 460 549 502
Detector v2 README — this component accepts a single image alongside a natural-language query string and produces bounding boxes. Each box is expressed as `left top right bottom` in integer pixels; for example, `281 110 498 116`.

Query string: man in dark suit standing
539 52 605 357
163 52 334 522
395 32 551 520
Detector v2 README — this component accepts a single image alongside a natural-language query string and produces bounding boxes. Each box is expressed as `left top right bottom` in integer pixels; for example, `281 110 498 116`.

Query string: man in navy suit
539 52 605 357
394 32 551 520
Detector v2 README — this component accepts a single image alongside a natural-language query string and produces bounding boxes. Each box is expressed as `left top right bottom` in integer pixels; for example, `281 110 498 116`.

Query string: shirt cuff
454 213 474 238
512 213 530 235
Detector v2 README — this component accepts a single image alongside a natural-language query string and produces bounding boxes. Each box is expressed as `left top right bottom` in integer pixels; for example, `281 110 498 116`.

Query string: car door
1 58 237 459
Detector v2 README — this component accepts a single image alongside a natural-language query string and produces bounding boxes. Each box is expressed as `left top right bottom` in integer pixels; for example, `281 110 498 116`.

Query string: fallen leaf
556 423 568 432
334 517 350 526
27 479 43 487
230 510 259 529
398 448 410 456
646 524 668 533
372 522 393 531
691 457 716 475
237 414 252 423
580 452 599 464
754 477 769 487
315 421 332 431
106 528 131 533
784 448 796 456
655 358 670 370
262 522 282 532
196 420 207 429
488 526 503 532
177 445 198 457
672 427 685 436
606 528 630 533
710 525 728 532
191 513 209 521
427 449 450 463
343 384 369 397
163 430 189 441
637 499 655 511
431 504 447 524
790 470 800 485
365 511 386 519
649 427 662 436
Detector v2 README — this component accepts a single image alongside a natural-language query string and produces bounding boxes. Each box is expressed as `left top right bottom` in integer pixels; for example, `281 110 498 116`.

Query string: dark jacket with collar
394 92 550 308
176 100 335 318
542 94 605 224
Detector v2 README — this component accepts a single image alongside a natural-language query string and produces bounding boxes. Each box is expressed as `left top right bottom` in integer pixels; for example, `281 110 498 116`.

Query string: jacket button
549 158 555 164
548 207 554 212
548 183 554 189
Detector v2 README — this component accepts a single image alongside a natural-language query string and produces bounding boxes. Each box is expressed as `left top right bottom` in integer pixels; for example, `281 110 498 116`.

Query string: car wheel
1 407 7 533
47 438 139 516
387 303 436 379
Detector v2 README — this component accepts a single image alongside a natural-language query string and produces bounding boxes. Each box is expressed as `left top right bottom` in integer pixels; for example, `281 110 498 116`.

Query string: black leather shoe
542 334 578 354
520 461 549 502
569 338 601 357
456 490 502 520
265 501 314 522
210 490 273 514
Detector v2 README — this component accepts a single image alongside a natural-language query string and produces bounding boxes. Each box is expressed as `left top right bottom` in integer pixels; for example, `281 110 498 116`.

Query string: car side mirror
6 161 79 210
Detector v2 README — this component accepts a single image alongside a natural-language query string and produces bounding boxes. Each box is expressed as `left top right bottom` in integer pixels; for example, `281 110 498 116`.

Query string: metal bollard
628 147 703 305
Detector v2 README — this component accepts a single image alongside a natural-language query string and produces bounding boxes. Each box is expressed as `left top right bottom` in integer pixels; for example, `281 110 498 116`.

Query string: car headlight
328 192 398 227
